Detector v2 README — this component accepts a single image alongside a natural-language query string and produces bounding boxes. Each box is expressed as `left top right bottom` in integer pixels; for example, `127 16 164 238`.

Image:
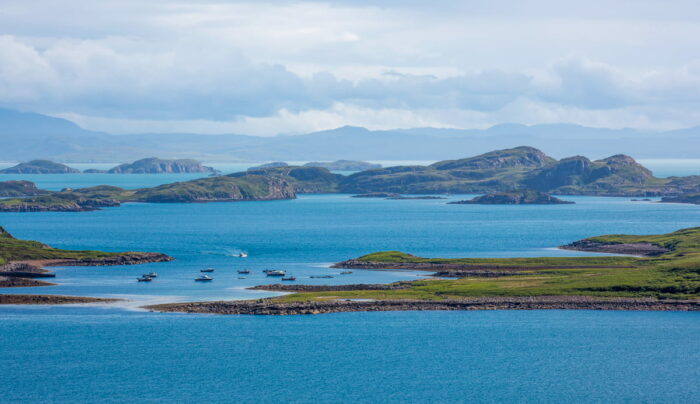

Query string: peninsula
147 227 700 315
0 225 172 303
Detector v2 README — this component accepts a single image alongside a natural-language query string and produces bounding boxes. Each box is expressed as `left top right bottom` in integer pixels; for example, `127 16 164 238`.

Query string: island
0 160 80 174
448 190 574 205
107 157 217 174
0 180 48 197
0 225 171 303
146 227 700 314
304 160 381 171
5 146 700 213
0 173 296 212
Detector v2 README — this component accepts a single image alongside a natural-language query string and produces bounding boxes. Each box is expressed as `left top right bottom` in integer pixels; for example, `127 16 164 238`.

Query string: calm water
1 164 700 403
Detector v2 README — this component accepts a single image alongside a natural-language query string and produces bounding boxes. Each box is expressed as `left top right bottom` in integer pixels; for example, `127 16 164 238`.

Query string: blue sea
1 162 700 403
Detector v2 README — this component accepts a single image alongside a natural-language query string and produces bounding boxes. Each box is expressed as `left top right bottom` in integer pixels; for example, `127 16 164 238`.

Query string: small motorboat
281 276 296 281
265 270 286 277
146 272 158 278
238 277 247 279
238 252 248 258
237 269 251 274
137 276 152 282
195 275 213 281
310 275 333 279
340 271 353 275
200 268 215 273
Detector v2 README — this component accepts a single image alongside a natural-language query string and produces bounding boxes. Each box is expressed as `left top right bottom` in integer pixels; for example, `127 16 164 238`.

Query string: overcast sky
1 0 699 135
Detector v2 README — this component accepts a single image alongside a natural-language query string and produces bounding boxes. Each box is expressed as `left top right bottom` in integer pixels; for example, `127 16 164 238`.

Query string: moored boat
340 271 353 275
195 275 213 281
281 276 296 281
137 276 152 282
237 269 251 274
200 268 215 273
264 269 286 277
147 272 158 277
310 275 333 279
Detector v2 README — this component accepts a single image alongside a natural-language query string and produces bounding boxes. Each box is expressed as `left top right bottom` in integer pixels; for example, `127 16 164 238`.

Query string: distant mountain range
1 108 699 162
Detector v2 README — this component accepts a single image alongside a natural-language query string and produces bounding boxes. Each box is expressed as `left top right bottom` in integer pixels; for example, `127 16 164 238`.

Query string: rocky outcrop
449 190 574 205
0 160 80 174
0 180 48 197
560 240 670 256
146 296 700 315
0 294 119 304
660 193 700 205
108 158 216 174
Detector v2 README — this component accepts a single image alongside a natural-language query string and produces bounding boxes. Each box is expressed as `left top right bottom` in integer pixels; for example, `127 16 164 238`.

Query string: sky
0 0 699 136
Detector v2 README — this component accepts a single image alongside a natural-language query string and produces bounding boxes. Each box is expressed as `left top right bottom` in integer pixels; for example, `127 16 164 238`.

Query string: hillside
336 147 700 196
0 174 296 211
0 181 48 197
107 158 217 174
0 160 80 174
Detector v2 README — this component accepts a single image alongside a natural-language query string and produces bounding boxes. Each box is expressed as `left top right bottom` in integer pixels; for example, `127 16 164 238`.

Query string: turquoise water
1 167 700 403
1 308 698 403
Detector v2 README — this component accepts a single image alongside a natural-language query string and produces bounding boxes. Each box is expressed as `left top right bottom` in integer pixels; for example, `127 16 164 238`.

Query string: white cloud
1 0 700 134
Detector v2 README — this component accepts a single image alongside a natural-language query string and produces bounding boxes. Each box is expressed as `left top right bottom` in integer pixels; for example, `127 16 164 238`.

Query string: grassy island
149 227 700 315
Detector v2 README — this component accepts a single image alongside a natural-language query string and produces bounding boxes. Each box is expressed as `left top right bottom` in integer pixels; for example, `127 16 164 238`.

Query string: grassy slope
0 226 127 266
276 228 700 302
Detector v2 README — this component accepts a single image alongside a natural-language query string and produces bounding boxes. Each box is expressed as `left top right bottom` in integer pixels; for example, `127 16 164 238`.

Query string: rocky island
146 226 700 315
107 157 217 174
449 190 574 205
0 160 80 174
0 225 171 303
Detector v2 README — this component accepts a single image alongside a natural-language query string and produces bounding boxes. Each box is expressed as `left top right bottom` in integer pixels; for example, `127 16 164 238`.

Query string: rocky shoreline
146 295 700 315
560 240 670 256
0 294 120 305
0 253 173 289
331 259 631 277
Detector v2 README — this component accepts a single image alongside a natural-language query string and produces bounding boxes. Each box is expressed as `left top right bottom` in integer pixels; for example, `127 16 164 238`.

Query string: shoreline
145 295 700 315
0 294 121 305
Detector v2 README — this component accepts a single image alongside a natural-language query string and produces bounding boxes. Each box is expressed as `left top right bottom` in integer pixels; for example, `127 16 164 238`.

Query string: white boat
195 275 213 281
238 252 248 258
146 272 158 277
137 276 152 282
265 270 286 277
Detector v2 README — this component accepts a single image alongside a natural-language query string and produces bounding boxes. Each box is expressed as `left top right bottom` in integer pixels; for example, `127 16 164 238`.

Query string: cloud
1 1 700 134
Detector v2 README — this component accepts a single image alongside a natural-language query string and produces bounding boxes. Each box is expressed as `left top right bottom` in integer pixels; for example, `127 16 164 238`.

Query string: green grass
0 226 128 266
274 227 700 303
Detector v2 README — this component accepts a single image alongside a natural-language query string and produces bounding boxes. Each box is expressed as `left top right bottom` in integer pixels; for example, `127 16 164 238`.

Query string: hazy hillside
1 108 699 162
